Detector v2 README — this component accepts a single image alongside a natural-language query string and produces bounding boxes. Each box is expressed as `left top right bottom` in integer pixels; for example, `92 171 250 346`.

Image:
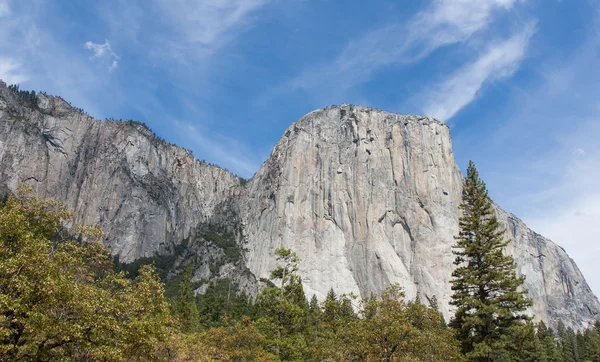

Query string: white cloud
408 0 520 59
85 40 115 58
109 60 118 72
0 2 111 116
156 0 268 45
0 0 10 17
0 57 28 84
422 23 536 121
572 148 586 158
84 40 119 72
150 0 269 61
96 0 270 65
290 0 523 91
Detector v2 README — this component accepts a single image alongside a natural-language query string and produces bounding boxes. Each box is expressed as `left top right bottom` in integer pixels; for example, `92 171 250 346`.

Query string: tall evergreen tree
535 322 562 362
306 294 322 338
581 326 600 362
174 263 200 332
450 161 532 361
254 247 308 360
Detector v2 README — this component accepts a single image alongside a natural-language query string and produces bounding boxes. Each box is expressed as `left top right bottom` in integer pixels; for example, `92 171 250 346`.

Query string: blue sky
1 0 599 296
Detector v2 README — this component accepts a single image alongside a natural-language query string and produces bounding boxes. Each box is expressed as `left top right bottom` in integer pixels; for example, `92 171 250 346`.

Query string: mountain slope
0 82 258 294
0 82 597 328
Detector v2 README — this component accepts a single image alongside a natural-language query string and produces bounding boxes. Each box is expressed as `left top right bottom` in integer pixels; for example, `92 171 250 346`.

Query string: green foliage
196 278 254 328
173 263 201 333
114 251 179 282
450 161 533 361
344 285 463 361
239 177 249 187
202 225 241 263
0 186 172 360
7 84 86 114
115 221 243 285
321 288 356 335
532 322 563 362
7 84 39 108
254 247 308 360
553 321 600 362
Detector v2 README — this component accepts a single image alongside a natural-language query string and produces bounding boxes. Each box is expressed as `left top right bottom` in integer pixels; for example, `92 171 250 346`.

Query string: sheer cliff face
0 83 242 262
0 82 598 328
240 105 600 326
241 107 463 309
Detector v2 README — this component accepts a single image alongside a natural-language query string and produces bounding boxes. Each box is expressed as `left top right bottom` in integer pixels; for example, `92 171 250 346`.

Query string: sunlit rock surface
0 82 597 329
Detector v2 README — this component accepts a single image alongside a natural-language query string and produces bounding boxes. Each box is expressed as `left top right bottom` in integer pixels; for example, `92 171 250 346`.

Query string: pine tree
581 326 600 361
535 322 562 362
254 247 308 360
557 323 578 362
307 294 322 337
323 288 339 327
450 161 532 361
174 263 200 332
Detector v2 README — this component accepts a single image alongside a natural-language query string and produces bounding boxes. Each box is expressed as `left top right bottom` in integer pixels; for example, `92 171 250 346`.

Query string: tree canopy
1 185 599 361
0 186 172 361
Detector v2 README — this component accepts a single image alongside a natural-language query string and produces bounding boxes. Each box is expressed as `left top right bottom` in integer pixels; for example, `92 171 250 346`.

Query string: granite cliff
240 106 599 327
0 81 597 329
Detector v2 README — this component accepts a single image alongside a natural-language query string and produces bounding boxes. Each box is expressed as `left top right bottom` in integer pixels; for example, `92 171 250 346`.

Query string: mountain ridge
0 80 598 329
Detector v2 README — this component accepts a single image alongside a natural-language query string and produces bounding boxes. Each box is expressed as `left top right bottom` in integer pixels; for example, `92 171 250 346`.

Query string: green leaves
0 188 172 361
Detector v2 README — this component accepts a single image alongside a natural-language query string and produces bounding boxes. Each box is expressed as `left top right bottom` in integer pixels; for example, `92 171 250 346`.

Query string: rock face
0 82 598 329
0 82 257 292
240 105 600 327
241 107 461 312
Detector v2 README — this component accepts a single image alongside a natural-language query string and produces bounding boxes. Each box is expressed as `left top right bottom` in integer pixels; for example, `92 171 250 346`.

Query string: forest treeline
1 163 600 361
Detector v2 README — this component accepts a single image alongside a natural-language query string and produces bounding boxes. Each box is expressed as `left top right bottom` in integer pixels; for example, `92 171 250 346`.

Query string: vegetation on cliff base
1 185 599 361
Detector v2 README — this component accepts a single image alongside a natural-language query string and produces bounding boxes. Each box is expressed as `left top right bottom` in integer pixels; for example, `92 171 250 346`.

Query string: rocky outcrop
0 82 598 329
240 105 600 328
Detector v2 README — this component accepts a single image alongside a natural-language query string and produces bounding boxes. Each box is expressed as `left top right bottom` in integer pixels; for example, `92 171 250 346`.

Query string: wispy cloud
85 40 120 72
174 119 262 177
0 57 28 84
0 1 112 116
0 0 10 17
129 0 271 64
290 0 523 91
109 60 118 72
97 0 270 62
421 22 536 121
155 0 268 46
91 0 274 175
